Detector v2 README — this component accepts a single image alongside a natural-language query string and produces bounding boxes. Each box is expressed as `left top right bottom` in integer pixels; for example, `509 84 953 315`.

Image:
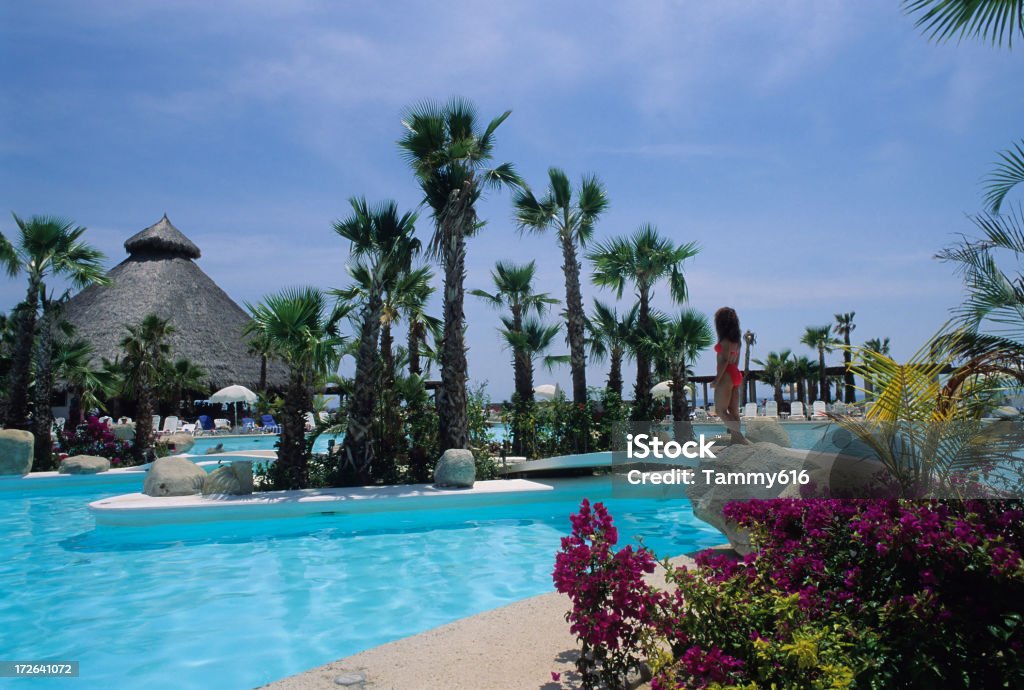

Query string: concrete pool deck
260 550 718 690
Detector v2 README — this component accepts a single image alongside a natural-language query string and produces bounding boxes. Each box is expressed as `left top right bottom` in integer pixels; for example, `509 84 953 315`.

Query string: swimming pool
0 476 722 689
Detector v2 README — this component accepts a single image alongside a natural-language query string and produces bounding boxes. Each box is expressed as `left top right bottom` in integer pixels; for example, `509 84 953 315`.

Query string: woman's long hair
714 307 741 344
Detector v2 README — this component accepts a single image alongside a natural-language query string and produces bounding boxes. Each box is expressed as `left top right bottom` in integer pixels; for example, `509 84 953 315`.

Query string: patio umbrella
651 380 691 400
533 384 560 401
209 385 258 429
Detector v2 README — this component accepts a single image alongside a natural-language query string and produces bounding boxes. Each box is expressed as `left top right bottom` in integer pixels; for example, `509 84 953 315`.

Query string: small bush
58 416 135 467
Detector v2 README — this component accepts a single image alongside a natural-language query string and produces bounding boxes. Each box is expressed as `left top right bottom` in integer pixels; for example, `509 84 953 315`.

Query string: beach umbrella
651 380 691 400
209 385 258 428
533 383 560 401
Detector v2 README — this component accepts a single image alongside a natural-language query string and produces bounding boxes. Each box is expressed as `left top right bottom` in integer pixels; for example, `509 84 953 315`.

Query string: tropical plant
246 287 346 489
789 354 817 407
246 330 274 392
0 214 107 430
30 291 76 468
393 266 440 378
120 314 174 461
753 349 792 405
834 311 857 403
861 336 891 400
645 309 712 426
332 198 419 484
54 337 115 423
985 139 1024 212
160 358 208 414
514 168 609 414
397 97 521 452
741 329 756 406
801 325 835 404
588 225 699 421
587 300 638 399
903 0 1024 47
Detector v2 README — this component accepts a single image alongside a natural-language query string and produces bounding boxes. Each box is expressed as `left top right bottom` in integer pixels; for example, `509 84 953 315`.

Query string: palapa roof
63 215 288 391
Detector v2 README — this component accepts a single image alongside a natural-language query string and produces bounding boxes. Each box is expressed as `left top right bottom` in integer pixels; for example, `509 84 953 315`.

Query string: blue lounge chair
241 417 257 433
197 415 216 435
260 414 280 433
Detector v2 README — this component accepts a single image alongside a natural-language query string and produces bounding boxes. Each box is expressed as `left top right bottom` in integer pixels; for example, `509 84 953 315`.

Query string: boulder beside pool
144 456 206 497
111 423 135 441
744 417 791 447
434 448 476 488
59 455 111 474
156 433 195 455
202 461 253 495
0 429 34 475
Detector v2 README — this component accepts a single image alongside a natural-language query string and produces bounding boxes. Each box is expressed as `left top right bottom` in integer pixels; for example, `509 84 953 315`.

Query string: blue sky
2 1 1022 401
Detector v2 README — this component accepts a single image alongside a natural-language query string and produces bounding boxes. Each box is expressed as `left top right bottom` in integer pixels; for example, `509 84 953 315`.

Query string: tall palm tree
741 329 757 406
392 267 440 378
646 309 712 424
0 214 107 429
246 331 274 392
31 291 73 468
588 225 699 421
246 288 346 489
834 312 857 403
514 168 609 410
586 300 639 399
379 266 433 382
161 358 208 415
398 97 521 452
333 198 419 483
471 261 558 404
501 317 567 457
753 349 792 406
801 325 835 404
120 315 174 461
54 338 115 423
790 355 817 407
862 337 891 401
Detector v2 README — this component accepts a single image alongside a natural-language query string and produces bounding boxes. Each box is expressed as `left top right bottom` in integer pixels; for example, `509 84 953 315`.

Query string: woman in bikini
714 307 750 445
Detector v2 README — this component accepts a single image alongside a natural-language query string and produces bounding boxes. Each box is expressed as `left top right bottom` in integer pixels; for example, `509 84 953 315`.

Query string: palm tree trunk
277 369 310 489
774 378 783 405
560 234 587 405
437 210 470 451
133 377 154 463
341 289 384 482
408 321 423 377
632 286 653 421
843 339 855 403
741 343 751 406
380 320 395 387
32 306 56 470
258 355 267 392
607 349 623 399
5 281 40 430
818 347 830 404
671 362 694 442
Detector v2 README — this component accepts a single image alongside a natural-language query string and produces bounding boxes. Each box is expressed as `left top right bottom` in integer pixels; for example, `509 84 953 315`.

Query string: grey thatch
63 215 288 390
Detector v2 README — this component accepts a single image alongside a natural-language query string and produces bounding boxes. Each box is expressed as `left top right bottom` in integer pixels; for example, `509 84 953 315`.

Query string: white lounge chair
214 418 232 433
161 416 180 434
98 415 113 428
304 412 316 431
811 401 828 418
741 402 758 419
152 415 161 432
789 401 807 420
764 401 778 418
180 421 197 435
318 411 330 424
693 407 709 421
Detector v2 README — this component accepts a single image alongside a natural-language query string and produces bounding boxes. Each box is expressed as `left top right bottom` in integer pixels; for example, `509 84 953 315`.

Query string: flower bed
554 498 1024 689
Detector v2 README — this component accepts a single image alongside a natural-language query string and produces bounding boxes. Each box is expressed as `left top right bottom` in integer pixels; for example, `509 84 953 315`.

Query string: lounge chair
160 416 180 435
811 401 828 418
214 418 232 433
764 401 779 418
260 414 281 433
179 420 197 435
789 401 807 421
241 417 257 433
318 411 330 424
197 415 216 435
98 415 113 428
693 407 709 421
741 402 758 419
304 412 316 431
152 415 161 432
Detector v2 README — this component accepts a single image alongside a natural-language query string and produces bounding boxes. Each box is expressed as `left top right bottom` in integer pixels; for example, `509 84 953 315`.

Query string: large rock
59 455 110 474
0 429 34 475
111 423 135 441
157 433 195 455
143 456 206 497
434 449 476 488
202 461 254 495
744 417 791 447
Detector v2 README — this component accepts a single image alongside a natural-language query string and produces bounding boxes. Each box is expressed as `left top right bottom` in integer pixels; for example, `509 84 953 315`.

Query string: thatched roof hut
63 215 287 390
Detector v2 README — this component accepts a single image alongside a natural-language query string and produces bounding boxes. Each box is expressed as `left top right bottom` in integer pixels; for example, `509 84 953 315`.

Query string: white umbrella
209 385 259 429
651 380 691 400
533 384 560 401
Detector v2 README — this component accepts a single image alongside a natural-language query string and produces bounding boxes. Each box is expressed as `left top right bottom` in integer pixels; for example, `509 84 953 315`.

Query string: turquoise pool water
0 478 723 689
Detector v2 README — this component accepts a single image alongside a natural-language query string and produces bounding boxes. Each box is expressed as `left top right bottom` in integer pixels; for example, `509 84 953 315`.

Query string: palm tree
647 309 712 425
801 325 835 404
333 198 419 483
790 355 817 407
834 312 857 403
246 331 274 392
380 266 433 382
501 316 567 456
903 0 1024 47
741 329 757 406
862 337 891 400
31 291 73 468
397 97 521 452
0 214 107 429
393 267 440 378
120 315 174 461
514 168 610 411
472 261 558 404
54 338 115 424
588 225 699 421
246 287 346 489
753 350 792 405
984 140 1024 213
161 358 208 415
587 300 639 399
